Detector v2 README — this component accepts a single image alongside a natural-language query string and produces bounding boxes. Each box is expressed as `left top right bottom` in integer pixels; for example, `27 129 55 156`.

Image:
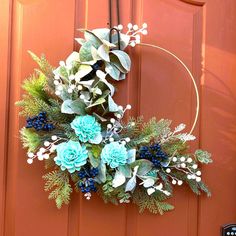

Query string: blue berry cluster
77 167 99 193
26 112 55 131
139 143 169 167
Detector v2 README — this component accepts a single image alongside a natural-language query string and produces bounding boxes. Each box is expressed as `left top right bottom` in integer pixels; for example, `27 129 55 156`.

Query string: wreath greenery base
17 25 212 215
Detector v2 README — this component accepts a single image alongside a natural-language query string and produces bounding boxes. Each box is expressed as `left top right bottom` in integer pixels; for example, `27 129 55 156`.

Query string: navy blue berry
138 143 168 168
26 112 55 132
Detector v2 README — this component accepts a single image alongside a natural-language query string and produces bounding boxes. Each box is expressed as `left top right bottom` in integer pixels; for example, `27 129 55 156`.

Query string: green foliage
20 127 41 152
59 124 80 141
28 51 55 92
127 118 172 148
133 188 174 215
44 157 56 169
22 73 48 101
16 95 50 116
186 179 211 197
162 140 188 156
43 169 72 209
195 150 213 164
16 96 72 124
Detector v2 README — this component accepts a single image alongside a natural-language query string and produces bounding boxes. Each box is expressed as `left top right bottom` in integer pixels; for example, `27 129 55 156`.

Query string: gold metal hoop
137 43 200 135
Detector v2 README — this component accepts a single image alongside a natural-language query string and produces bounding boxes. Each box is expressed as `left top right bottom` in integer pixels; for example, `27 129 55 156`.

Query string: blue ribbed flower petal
54 140 88 173
71 115 102 143
101 142 128 168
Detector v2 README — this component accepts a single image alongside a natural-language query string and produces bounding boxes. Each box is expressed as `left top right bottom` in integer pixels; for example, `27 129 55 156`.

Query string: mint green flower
54 140 88 173
101 142 128 168
71 115 102 144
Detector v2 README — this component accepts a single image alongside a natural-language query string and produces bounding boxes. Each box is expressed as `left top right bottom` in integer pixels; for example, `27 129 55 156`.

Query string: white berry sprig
26 135 65 164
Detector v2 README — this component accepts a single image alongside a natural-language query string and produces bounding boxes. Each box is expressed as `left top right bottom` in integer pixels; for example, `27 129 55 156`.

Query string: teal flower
101 142 128 168
71 115 102 144
54 140 88 173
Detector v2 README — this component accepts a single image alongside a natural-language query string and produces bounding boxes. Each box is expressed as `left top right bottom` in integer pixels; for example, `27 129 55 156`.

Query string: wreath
17 24 212 215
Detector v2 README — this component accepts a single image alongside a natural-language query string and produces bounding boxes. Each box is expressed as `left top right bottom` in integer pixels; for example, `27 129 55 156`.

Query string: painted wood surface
0 0 236 235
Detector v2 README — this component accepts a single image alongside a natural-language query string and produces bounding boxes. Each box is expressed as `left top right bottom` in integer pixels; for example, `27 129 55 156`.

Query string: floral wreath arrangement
17 23 212 215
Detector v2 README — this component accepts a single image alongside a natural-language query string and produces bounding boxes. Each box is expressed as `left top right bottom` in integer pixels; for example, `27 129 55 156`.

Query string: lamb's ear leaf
105 62 121 81
79 41 93 62
118 165 132 178
79 29 103 48
110 50 131 72
92 28 110 41
97 44 110 62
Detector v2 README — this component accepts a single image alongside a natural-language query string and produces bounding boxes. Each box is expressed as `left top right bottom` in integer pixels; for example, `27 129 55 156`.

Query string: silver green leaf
110 50 131 72
195 150 213 164
61 99 86 115
79 41 93 62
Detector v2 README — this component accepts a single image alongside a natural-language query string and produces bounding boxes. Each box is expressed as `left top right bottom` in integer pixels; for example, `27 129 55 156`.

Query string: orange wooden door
1 0 236 236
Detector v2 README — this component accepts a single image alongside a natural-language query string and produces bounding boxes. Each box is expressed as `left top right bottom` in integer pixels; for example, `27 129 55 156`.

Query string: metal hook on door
109 27 121 50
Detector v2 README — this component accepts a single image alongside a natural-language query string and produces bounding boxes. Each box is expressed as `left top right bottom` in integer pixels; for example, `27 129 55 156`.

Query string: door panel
3 1 75 235
1 0 236 236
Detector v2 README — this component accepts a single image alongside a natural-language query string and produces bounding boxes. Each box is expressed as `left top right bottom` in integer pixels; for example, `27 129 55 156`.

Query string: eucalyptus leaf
112 170 126 188
83 29 103 48
110 50 131 72
97 44 110 62
65 51 80 65
118 165 132 178
108 95 119 112
142 178 155 188
61 99 74 114
97 161 107 183
111 32 130 50
131 159 153 176
91 46 101 61
127 149 136 164
79 41 93 62
125 176 137 192
105 62 121 81
110 59 127 74
61 99 86 115
92 28 110 41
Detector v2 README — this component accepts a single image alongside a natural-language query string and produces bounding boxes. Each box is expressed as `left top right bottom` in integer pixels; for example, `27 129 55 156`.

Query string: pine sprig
28 51 55 92
22 73 48 101
20 127 41 152
43 169 72 209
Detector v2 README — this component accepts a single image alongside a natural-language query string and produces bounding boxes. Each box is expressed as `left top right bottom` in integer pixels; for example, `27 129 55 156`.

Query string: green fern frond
43 169 72 209
20 127 41 152
133 188 174 215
